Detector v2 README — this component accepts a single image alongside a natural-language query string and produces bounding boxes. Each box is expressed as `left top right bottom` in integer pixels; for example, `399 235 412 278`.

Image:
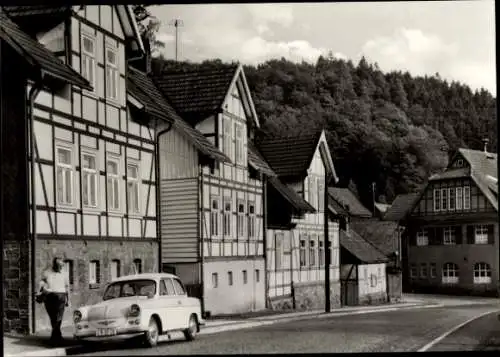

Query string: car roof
110 273 178 283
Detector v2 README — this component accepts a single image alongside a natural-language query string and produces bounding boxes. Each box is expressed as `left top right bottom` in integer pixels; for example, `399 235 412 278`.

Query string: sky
150 1 496 96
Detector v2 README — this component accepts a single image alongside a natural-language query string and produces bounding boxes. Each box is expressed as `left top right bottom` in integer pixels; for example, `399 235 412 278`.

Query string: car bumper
74 325 147 340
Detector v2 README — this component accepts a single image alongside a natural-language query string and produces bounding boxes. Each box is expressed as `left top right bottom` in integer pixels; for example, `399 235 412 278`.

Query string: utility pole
372 182 376 216
169 18 184 61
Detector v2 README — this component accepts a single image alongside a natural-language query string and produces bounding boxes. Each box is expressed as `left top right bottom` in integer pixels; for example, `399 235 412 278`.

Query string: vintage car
73 273 205 347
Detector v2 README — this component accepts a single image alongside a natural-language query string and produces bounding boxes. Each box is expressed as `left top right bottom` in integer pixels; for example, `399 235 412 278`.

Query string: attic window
456 159 464 167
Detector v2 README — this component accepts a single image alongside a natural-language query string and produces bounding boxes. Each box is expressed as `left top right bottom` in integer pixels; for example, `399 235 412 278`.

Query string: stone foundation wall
293 281 341 310
34 239 159 332
359 291 387 306
269 296 294 310
3 241 32 334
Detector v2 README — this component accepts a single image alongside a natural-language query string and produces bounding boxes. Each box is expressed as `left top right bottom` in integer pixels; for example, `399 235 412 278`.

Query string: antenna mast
169 19 184 61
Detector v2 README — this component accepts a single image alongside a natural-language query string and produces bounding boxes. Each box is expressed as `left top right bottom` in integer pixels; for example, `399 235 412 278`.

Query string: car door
158 278 181 332
171 278 190 329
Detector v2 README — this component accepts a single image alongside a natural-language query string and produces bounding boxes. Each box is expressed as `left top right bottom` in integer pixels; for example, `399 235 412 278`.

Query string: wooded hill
150 55 497 210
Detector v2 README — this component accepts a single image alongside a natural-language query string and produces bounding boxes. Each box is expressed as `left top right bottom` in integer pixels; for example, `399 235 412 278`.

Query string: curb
5 302 439 357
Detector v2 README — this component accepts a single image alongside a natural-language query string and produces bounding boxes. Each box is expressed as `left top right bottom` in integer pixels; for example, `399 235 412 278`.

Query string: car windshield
102 279 157 301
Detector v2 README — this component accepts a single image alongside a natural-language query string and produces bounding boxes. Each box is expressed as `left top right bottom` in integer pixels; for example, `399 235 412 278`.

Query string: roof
328 188 372 218
374 202 390 213
383 193 421 221
127 67 230 163
112 273 178 283
351 220 400 257
248 141 276 177
257 132 323 178
152 63 239 120
2 6 69 17
340 229 389 264
429 167 470 181
268 177 316 213
0 9 91 90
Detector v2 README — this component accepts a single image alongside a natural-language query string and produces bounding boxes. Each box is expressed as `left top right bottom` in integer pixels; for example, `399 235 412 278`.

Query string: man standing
38 257 70 346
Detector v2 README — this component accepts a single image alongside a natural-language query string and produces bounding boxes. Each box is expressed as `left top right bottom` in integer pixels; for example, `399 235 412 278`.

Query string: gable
450 153 469 169
307 131 337 181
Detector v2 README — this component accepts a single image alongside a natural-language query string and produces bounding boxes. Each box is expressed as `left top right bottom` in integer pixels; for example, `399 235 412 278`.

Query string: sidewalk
3 299 434 357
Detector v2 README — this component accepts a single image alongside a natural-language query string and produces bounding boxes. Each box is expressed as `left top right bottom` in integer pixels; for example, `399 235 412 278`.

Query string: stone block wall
293 281 341 310
34 239 159 331
359 291 387 306
3 240 32 334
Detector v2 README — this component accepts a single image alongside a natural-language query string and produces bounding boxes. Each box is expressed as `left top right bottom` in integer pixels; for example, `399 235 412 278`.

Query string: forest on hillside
152 55 497 209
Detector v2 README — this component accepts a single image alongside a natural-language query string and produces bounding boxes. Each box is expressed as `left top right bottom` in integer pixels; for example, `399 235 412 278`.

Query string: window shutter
455 226 462 245
433 227 443 245
487 225 495 245
410 231 416 246
428 227 435 245
466 225 474 244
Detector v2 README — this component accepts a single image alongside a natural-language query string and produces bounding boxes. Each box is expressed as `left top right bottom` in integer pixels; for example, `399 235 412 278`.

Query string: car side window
172 278 186 295
160 279 176 296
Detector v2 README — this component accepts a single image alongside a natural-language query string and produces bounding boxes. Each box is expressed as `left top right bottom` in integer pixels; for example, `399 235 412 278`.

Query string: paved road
74 304 500 355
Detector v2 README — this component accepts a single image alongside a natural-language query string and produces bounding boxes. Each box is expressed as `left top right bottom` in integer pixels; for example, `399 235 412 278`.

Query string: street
73 304 500 355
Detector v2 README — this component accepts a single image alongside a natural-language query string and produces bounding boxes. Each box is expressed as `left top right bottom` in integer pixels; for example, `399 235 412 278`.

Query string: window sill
82 206 101 214
89 283 100 290
56 205 78 213
108 210 123 217
105 98 121 108
82 89 99 100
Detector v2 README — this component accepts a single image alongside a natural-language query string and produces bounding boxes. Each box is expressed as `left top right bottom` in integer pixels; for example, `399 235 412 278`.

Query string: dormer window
81 34 96 90
106 47 119 101
456 159 464 167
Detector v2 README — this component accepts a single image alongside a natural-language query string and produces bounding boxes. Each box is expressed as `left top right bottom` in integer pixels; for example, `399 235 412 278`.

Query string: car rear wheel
144 317 159 347
183 314 198 341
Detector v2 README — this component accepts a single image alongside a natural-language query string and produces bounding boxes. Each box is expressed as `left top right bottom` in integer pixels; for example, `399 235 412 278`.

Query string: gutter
28 72 44 334
154 119 173 274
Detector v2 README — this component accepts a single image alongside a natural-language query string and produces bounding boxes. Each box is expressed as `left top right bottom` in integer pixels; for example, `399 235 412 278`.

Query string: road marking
417 309 500 352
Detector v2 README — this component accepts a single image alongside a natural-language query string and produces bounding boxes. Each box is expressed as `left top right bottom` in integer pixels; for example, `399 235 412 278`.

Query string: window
443 227 456 245
248 202 256 239
228 271 233 286
463 185 470 210
430 263 437 278
420 263 427 278
210 197 219 237
89 260 100 285
63 260 74 286
442 263 459 284
237 200 245 238
474 225 489 244
56 146 74 206
81 153 98 208
370 274 378 287
81 34 96 88
275 233 283 270
433 189 441 211
255 269 260 283
223 117 232 160
319 240 324 266
212 273 218 288
473 263 492 284
299 239 307 267
456 187 463 210
223 197 231 237
318 179 325 211
105 46 118 100
440 188 448 211
416 229 429 246
327 240 333 267
456 159 464 167
242 270 248 284
309 237 317 266
133 259 142 274
110 260 120 280
127 163 140 214
172 279 186 295
410 264 418 278
235 123 244 165
106 158 120 211
448 187 455 211
160 279 175 295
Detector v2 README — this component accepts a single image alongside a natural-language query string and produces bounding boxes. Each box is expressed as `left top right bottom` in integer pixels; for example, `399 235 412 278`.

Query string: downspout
324 173 331 313
199 163 205 317
29 73 44 334
155 119 173 274
262 175 268 309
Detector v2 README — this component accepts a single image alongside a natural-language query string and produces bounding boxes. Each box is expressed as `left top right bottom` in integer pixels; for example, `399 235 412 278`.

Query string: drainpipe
28 73 44 334
155 119 173 274
199 163 205 317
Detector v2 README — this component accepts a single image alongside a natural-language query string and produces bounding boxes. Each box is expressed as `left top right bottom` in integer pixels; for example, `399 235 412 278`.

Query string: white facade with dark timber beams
1 5 161 333
153 63 267 315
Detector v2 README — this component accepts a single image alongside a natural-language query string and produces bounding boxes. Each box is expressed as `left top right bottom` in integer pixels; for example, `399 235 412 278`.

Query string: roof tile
351 220 400 257
383 193 421 221
340 229 389 264
248 141 276 177
328 188 372 218
268 177 316 213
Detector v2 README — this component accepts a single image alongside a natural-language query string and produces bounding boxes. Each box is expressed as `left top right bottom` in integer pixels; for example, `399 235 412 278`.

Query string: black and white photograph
1 1 498 355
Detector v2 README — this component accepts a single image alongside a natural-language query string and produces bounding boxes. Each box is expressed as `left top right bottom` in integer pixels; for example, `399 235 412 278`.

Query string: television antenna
169 19 184 61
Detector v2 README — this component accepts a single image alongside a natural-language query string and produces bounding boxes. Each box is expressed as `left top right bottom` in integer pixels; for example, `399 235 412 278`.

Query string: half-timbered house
2 5 163 334
404 147 499 296
151 63 272 315
256 131 342 310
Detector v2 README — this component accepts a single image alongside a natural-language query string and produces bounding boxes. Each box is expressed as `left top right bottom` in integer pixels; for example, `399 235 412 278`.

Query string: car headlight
74 310 82 323
129 304 140 317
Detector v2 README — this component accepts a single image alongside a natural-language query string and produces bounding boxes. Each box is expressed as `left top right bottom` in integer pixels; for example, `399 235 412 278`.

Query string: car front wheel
144 317 159 347
183 314 198 341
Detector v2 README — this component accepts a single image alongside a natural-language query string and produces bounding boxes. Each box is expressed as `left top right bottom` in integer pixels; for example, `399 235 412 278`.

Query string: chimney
482 138 489 153
144 35 152 74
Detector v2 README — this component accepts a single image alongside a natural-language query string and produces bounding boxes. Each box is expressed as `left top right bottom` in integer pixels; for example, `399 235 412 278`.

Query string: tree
132 5 165 56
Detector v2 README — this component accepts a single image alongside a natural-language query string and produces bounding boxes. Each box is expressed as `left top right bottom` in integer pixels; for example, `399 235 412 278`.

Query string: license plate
96 328 117 337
